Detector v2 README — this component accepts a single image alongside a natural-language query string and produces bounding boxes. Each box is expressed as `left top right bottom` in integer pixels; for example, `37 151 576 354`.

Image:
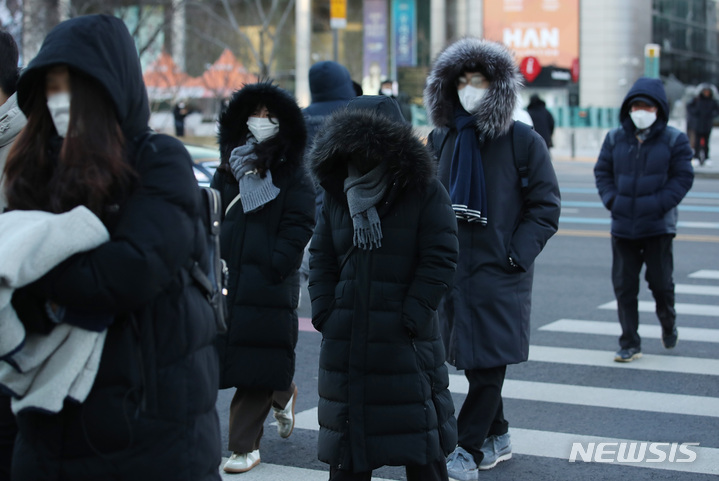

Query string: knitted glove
229 143 258 182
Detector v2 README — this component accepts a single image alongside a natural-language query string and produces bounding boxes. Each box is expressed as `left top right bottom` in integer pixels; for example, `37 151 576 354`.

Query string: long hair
4 68 136 217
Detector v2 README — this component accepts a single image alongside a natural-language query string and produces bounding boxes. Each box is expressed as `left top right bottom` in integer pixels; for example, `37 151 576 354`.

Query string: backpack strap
512 121 532 192
664 126 681 148
607 127 620 149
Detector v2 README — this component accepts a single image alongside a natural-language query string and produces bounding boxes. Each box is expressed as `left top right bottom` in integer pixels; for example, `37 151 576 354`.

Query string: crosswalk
220 268 719 478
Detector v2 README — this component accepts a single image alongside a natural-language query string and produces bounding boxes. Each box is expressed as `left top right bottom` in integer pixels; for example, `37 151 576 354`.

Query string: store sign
393 0 416 67
363 0 389 94
484 0 579 70
520 56 542 82
330 0 347 29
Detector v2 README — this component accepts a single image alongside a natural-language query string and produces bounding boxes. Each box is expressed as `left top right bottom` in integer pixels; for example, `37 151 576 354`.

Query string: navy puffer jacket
594 77 694 239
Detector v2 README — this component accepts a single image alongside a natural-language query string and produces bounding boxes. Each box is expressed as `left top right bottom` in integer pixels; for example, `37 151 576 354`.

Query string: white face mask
47 92 71 137
381 88 393 97
630 109 657 130
247 116 279 142
458 85 488 114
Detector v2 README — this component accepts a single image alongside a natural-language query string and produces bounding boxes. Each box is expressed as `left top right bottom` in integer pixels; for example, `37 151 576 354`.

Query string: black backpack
135 132 228 334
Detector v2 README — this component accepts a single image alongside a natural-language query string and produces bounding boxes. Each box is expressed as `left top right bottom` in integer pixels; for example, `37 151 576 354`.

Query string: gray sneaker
446 446 478 481
479 433 512 470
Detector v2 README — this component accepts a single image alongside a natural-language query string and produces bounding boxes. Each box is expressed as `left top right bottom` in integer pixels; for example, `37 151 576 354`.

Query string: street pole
295 0 311 107
333 29 339 62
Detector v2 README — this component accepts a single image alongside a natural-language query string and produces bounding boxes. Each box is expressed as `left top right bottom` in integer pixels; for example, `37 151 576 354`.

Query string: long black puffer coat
11 15 220 481
308 96 459 473
424 38 561 370
212 83 315 391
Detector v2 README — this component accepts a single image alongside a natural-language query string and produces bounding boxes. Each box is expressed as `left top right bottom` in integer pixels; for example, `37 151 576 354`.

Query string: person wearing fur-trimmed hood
424 37 561 477
211 82 315 474
308 95 459 480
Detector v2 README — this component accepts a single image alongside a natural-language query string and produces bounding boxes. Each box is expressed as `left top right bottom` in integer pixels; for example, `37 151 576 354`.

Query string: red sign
520 56 542 83
571 58 580 83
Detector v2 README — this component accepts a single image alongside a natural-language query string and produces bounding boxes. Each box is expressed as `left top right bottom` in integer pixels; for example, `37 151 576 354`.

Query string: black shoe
662 327 678 349
614 347 642 362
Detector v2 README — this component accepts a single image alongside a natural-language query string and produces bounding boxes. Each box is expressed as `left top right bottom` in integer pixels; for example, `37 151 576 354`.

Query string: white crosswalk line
599 300 718 317
288 409 719 475
676 284 719 296
528 345 719 376
689 270 719 280
540 319 719 343
218 459 392 480
447 376 719 417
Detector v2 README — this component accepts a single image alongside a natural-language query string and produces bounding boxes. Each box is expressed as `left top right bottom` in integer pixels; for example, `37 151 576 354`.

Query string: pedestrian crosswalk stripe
528 345 719 376
689 269 719 280
559 217 719 230
539 319 719 343
598 300 718 317
287 409 719 475
218 458 392 481
676 284 719 296
448 376 719 418
561 200 719 213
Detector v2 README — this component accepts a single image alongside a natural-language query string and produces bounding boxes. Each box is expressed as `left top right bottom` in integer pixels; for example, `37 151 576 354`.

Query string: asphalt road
214 159 719 480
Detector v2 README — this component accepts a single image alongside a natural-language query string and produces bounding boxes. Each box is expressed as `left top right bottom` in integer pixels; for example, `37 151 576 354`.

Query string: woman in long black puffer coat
308 95 459 480
211 82 315 474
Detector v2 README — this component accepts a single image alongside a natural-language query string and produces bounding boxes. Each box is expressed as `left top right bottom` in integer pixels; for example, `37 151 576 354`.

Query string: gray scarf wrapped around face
343 162 390 250
229 138 280 213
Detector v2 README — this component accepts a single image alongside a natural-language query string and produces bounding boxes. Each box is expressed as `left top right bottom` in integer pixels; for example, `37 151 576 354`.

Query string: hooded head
309 95 433 202
309 61 356 104
620 77 669 125
17 15 150 141
424 38 522 139
218 82 306 173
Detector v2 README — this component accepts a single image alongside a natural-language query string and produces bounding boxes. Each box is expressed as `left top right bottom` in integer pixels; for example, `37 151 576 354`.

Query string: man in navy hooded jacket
594 77 694 363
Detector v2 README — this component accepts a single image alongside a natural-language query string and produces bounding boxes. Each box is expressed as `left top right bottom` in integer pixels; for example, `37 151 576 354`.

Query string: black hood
620 77 670 122
424 38 522 139
218 82 306 170
308 95 434 201
309 61 356 103
17 14 150 140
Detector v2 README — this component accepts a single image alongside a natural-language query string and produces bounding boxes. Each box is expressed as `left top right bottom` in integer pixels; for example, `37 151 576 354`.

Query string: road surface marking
540 319 719 343
598 300 718 317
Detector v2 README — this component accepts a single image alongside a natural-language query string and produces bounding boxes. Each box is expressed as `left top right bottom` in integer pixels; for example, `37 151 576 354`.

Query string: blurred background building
2 0 718 132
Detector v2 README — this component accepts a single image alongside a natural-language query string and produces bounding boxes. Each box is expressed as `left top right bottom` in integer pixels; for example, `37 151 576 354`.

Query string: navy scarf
449 109 487 225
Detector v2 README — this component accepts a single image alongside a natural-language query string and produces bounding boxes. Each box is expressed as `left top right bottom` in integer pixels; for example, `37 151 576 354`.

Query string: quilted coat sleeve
30 136 200 313
656 132 694 213
270 169 315 282
402 179 459 338
594 132 618 210
308 194 339 332
508 131 561 271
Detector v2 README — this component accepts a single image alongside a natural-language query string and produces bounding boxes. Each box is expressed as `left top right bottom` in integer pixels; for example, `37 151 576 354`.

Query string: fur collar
424 38 522 139
308 109 435 201
217 82 306 172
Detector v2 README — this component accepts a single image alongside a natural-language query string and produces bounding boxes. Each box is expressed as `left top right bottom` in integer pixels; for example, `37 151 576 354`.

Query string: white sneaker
223 449 260 473
691 158 700 167
273 385 297 438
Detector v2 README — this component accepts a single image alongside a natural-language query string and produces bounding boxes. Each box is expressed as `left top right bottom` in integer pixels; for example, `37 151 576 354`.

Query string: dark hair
4 68 136 217
0 30 19 96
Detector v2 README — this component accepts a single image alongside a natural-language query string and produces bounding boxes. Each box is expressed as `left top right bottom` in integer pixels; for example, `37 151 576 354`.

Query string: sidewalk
551 146 719 179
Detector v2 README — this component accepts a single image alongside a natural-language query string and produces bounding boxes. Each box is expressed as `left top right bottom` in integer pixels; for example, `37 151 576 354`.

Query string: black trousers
611 235 676 349
457 366 508 464
0 395 16 481
329 458 448 481
694 130 711 162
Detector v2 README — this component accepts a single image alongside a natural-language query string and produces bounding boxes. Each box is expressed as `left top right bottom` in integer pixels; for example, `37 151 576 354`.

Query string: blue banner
393 0 416 67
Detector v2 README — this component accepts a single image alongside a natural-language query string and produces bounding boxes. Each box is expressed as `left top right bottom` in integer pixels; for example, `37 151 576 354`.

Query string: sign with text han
330 0 348 29
484 0 579 71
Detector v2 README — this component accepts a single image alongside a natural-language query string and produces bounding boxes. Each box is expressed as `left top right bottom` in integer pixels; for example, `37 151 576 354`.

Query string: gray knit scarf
343 162 389 250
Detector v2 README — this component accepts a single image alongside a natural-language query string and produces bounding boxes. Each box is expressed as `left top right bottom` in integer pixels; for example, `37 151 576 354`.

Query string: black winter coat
527 96 555 148
687 90 719 134
424 38 561 370
12 15 220 481
212 83 315 391
308 97 459 472
595 77 694 239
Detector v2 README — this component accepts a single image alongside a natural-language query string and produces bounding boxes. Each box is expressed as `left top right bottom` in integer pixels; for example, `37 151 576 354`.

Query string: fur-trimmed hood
424 38 522 139
309 95 434 202
217 82 306 172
